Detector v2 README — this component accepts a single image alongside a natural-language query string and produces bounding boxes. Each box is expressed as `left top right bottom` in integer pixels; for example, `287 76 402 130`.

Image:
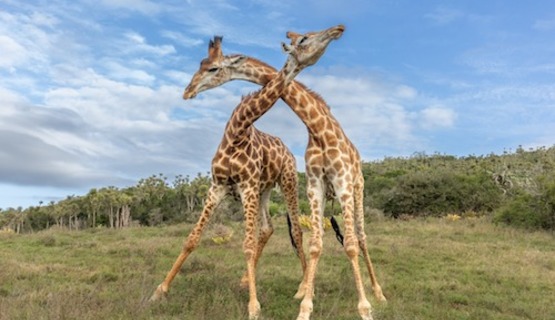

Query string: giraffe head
282 24 345 68
183 36 247 99
183 24 344 99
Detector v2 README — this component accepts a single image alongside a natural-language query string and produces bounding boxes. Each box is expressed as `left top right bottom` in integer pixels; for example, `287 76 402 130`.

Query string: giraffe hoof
296 313 310 320
359 310 374 320
239 274 249 289
358 300 373 320
296 299 313 320
294 290 305 300
373 286 387 302
149 284 167 302
294 280 307 299
248 300 261 320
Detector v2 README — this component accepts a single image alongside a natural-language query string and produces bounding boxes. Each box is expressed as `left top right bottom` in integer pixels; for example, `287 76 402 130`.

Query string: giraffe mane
229 55 332 111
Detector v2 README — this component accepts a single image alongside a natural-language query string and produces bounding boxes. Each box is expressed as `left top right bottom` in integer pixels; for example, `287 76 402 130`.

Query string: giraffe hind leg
330 213 386 301
354 182 386 302
150 184 227 301
334 180 373 320
279 167 308 298
240 189 274 288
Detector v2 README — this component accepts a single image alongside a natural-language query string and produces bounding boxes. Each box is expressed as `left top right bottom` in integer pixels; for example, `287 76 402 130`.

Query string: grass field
1 217 554 320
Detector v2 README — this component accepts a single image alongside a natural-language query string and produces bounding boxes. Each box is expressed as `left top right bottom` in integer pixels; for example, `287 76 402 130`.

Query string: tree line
2 146 554 233
0 173 211 233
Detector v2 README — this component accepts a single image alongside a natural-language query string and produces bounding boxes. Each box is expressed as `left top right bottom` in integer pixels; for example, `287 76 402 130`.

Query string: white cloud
425 7 464 25
161 30 203 47
43 78 181 127
28 11 59 28
0 35 27 69
419 106 456 130
0 77 226 193
161 1 295 49
0 87 26 108
120 31 176 56
103 60 156 85
125 31 146 44
2 0 554 209
97 0 162 15
396 85 418 100
287 71 430 158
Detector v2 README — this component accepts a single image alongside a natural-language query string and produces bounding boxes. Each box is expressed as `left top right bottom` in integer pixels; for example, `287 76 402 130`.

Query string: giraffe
150 25 344 320
183 31 386 320
206 36 310 290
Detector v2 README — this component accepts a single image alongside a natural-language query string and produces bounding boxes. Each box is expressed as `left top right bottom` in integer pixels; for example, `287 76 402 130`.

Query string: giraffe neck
224 57 301 144
229 56 342 140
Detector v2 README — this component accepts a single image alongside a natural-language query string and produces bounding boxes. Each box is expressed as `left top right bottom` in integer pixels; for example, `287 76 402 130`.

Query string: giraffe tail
330 216 344 246
286 214 300 257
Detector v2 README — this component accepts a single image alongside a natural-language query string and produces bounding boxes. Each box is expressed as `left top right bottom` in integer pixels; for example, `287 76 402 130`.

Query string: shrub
208 223 234 245
380 169 502 218
494 193 544 229
494 176 555 231
297 215 331 231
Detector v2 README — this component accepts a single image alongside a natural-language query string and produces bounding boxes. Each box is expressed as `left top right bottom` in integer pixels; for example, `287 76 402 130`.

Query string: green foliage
361 146 555 230
379 169 502 217
2 145 555 232
268 202 284 216
494 193 542 229
494 175 555 231
298 199 310 215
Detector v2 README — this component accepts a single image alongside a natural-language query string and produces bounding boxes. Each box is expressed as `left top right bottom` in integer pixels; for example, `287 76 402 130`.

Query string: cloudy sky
1 0 554 209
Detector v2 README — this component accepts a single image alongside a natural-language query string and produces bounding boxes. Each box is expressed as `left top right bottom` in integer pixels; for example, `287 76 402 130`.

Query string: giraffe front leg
239 186 261 320
150 184 227 302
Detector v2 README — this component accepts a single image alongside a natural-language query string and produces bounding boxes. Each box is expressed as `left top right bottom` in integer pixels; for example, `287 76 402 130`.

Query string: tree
83 188 102 228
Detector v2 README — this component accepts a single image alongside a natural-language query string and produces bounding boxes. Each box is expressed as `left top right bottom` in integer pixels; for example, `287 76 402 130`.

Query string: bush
379 169 502 218
494 177 555 231
494 194 544 229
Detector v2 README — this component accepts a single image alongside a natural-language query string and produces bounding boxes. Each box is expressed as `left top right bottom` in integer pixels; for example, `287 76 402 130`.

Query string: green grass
1 218 554 320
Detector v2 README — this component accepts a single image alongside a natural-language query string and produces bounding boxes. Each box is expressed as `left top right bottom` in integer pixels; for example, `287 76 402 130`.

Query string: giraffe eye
208 67 219 72
299 36 307 44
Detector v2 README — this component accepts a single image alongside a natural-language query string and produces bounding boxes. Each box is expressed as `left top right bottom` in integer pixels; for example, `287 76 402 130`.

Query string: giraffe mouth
330 25 345 39
183 90 196 100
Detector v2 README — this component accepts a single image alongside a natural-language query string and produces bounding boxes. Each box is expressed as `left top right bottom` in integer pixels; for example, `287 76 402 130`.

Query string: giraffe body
151 25 345 320
183 29 385 320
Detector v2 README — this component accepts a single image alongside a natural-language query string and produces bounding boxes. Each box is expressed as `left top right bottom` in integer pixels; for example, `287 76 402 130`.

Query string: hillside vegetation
2 145 555 232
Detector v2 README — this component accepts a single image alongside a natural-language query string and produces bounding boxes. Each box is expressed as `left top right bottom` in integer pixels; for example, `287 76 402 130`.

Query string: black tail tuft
330 216 344 246
286 214 300 257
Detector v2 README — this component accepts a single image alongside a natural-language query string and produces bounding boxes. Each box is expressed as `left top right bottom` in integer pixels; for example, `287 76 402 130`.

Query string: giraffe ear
286 31 301 42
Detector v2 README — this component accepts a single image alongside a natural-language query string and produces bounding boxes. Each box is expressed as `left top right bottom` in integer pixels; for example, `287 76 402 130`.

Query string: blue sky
1 0 554 209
